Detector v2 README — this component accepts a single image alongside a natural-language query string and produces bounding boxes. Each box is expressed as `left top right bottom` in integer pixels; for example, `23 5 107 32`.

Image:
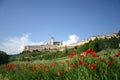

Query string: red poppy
118 50 120 55
115 51 120 57
45 68 48 72
64 67 71 71
77 54 81 57
68 54 73 58
79 53 86 57
32 67 36 72
92 54 99 58
38 64 43 68
78 60 82 65
89 64 96 70
6 64 16 70
90 50 95 55
60 61 64 65
85 49 95 54
57 70 61 76
50 62 56 67
108 61 112 65
65 60 69 63
72 51 76 56
85 49 91 54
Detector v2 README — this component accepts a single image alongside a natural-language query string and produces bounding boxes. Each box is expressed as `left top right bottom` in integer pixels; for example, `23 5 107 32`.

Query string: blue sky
0 0 120 55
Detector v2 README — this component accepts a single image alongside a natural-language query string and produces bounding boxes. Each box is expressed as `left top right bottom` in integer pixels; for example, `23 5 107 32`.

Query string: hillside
1 49 120 80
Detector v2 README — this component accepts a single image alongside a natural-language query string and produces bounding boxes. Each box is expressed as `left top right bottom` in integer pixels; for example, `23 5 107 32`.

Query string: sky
0 0 120 55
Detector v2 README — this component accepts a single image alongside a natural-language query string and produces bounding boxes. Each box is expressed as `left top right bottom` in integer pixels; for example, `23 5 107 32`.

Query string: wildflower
79 53 86 57
6 64 16 70
108 61 112 65
89 64 96 70
115 51 120 57
50 61 56 67
32 67 36 72
72 51 76 56
78 60 82 65
85 49 94 54
38 64 44 68
77 54 81 57
71 64 77 68
90 50 95 55
65 60 69 63
85 49 91 53
64 67 71 71
45 68 48 72
92 54 99 58
57 70 61 76
60 61 64 65
68 54 73 58
118 50 120 55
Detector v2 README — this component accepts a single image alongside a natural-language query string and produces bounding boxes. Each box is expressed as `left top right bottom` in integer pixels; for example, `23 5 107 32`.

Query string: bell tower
50 36 54 45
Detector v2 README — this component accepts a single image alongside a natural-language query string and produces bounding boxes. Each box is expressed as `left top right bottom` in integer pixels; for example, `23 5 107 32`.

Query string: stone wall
24 45 58 52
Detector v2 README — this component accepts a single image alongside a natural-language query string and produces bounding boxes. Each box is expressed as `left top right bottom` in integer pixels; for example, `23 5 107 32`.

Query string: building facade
24 37 62 52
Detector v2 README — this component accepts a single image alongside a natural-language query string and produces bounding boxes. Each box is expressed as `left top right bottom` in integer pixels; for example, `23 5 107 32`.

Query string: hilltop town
24 32 118 52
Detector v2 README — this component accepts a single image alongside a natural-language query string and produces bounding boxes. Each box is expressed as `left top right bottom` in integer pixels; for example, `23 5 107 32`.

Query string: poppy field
0 49 120 80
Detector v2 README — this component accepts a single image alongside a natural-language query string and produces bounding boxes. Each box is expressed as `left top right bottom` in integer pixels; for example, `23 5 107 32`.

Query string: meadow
0 49 120 80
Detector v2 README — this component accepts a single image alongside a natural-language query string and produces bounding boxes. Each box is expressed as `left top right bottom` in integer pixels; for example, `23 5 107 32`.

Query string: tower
50 36 54 45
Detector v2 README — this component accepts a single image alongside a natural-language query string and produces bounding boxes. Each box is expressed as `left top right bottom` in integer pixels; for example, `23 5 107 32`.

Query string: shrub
0 51 9 65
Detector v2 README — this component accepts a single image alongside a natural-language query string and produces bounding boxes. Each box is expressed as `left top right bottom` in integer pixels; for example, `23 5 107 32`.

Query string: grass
0 49 120 80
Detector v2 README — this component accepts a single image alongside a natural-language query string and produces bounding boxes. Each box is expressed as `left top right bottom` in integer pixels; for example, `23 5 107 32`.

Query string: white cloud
0 33 44 55
63 35 79 46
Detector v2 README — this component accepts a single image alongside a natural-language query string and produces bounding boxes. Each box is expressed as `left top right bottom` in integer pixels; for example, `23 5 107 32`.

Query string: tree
0 51 9 65
78 43 89 52
89 40 100 52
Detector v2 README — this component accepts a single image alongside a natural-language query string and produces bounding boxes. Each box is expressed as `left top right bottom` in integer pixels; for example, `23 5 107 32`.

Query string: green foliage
0 49 120 80
89 40 100 52
78 34 120 53
10 49 69 61
77 43 89 53
0 51 9 65
77 39 100 53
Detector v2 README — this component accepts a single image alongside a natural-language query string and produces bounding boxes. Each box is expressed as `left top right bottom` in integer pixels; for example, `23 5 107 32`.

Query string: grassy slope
1 49 120 80
10 48 119 65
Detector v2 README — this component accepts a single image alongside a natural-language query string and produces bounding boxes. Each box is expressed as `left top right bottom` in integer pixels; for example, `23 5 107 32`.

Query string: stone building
24 37 62 52
46 37 62 46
